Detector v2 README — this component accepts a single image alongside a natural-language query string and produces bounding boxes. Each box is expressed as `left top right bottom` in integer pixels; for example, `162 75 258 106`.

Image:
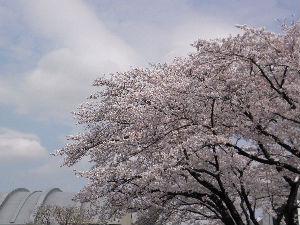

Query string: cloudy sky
0 0 299 192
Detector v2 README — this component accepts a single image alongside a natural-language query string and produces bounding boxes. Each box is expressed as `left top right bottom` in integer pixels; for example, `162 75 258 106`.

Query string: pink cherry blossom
55 22 300 225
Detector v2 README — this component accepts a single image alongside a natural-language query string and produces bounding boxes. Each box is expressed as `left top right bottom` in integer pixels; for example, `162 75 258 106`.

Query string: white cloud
31 155 90 176
0 0 140 121
0 127 88 191
0 156 87 192
87 0 241 63
0 0 246 122
24 155 90 191
0 128 48 162
163 16 240 62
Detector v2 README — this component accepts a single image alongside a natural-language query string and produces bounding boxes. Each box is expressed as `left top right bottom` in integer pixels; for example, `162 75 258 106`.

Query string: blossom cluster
56 23 300 225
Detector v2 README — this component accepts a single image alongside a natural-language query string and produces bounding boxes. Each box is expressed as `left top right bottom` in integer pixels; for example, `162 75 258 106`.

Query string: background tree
133 206 161 225
52 206 90 225
33 205 90 225
56 23 300 225
34 205 53 225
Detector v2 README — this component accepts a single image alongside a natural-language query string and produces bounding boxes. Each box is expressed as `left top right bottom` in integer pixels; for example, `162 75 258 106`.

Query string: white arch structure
0 188 85 225
0 188 29 210
29 188 62 222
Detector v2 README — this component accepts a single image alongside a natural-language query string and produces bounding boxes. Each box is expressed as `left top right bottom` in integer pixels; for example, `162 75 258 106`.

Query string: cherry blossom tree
33 205 90 225
55 22 300 225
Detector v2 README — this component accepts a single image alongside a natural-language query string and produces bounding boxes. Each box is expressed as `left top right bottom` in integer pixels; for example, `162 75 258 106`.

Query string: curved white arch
29 188 62 222
9 191 42 223
0 188 29 210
